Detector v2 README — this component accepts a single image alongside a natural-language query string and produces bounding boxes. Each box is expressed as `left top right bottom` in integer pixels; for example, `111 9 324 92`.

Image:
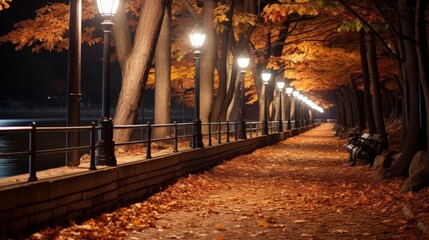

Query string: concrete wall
0 125 318 236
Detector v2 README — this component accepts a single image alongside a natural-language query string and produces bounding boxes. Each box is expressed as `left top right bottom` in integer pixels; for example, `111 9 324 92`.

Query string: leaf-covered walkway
31 123 428 239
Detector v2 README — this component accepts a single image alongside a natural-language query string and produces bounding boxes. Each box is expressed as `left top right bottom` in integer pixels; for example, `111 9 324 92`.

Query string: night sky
0 0 123 109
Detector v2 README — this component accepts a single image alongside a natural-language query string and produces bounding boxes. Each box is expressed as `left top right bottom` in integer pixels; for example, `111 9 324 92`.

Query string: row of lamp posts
93 0 323 161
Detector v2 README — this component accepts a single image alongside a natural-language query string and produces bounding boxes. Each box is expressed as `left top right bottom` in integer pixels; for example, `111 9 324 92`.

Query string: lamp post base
238 120 247 139
191 118 204 148
95 118 117 166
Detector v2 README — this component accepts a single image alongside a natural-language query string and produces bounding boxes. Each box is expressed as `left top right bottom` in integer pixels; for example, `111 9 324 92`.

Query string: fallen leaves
27 124 428 239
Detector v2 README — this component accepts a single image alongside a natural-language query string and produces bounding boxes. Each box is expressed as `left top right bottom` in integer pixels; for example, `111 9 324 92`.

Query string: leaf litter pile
30 124 429 239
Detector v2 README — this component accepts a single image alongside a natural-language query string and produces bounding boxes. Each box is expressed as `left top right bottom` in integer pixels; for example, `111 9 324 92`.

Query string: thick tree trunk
415 0 429 150
359 30 376 133
154 2 171 138
340 87 354 128
367 31 386 137
112 0 132 70
199 0 216 123
210 0 234 122
113 1 165 144
334 90 345 126
376 0 420 178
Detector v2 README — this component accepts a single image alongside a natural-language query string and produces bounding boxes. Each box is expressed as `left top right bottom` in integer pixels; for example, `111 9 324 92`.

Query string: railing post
256 122 259 137
146 121 152 159
235 121 238 141
28 122 38 181
218 122 221 144
208 122 212 146
226 121 230 142
89 122 97 170
249 122 253 139
173 121 178 153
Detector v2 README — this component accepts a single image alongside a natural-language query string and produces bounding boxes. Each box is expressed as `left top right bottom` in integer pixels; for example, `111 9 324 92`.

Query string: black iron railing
0 118 325 182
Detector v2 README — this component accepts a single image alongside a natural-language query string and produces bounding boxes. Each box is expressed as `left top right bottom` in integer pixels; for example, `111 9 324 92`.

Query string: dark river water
0 118 95 178
0 115 193 178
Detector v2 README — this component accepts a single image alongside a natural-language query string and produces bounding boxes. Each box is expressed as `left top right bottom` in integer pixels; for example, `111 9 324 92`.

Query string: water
0 118 92 178
0 114 193 178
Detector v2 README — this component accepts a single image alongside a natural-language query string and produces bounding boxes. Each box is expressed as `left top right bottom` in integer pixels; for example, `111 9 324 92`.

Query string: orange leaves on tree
0 0 99 52
213 3 230 33
262 1 318 24
0 0 11 11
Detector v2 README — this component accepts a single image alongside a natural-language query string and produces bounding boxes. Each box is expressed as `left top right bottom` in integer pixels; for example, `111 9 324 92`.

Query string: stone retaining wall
0 125 318 236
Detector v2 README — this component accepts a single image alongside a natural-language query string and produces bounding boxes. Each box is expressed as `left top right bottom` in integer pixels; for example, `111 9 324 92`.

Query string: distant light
293 91 299 97
189 26 206 49
286 87 293 95
276 80 285 90
261 70 271 84
237 53 250 69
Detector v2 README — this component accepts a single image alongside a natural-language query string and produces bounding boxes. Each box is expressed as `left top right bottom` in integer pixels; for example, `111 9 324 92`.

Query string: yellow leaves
0 0 11 11
266 56 285 71
213 3 230 33
1 1 100 52
263 1 319 24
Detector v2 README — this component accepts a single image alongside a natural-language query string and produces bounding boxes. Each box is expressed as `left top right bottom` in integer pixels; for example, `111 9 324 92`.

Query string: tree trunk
113 1 165 144
335 90 345 126
359 30 376 133
367 31 386 137
199 0 216 123
340 87 354 128
210 0 234 122
153 1 171 138
376 0 420 178
415 0 429 150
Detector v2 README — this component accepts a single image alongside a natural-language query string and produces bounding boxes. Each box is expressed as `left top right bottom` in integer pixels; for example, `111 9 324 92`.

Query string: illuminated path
127 124 424 239
31 124 426 239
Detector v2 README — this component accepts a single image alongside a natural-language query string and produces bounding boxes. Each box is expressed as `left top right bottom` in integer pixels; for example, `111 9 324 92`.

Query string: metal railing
0 118 321 182
0 119 293 182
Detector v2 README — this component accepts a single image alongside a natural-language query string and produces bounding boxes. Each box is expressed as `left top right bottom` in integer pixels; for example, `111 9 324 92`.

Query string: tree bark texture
366 31 386 137
415 0 429 150
378 0 421 178
113 1 165 144
154 1 172 138
199 0 216 123
359 30 376 133
210 0 234 122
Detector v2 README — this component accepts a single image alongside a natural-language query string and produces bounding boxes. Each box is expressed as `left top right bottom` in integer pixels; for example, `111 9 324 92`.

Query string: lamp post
293 90 300 128
276 80 285 132
297 94 304 128
302 96 308 126
261 70 271 135
237 53 250 139
95 0 119 166
189 25 206 148
286 87 293 130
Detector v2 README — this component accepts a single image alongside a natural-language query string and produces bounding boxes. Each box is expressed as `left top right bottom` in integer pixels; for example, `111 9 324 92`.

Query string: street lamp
293 91 300 128
237 52 250 139
189 25 206 148
286 87 293 130
261 70 271 135
95 0 119 166
276 79 285 132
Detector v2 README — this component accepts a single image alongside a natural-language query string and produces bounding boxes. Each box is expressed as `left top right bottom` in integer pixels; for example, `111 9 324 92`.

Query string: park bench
347 133 386 166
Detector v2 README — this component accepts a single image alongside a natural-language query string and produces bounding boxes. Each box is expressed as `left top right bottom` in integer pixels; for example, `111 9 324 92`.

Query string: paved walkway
30 123 428 239
124 124 425 239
